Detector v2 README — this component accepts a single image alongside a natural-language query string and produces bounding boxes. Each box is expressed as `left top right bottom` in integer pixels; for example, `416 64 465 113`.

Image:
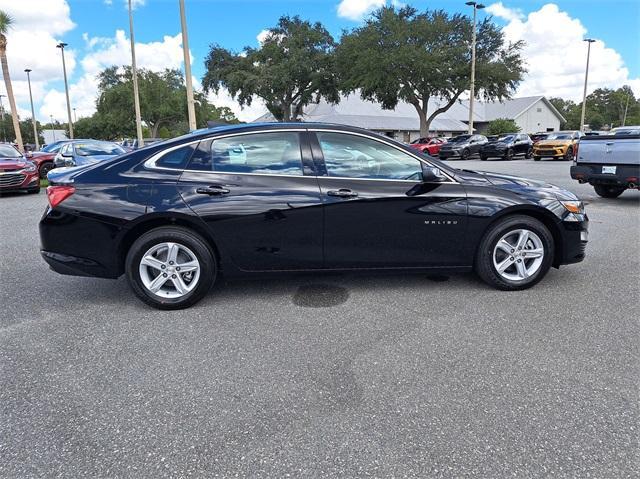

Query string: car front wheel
39 162 54 179
475 215 554 291
461 148 470 160
125 226 217 309
564 147 574 161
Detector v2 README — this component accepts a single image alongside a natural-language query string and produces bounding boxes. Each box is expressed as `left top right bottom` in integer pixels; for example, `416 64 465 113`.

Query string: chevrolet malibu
40 124 589 309
0 144 40 194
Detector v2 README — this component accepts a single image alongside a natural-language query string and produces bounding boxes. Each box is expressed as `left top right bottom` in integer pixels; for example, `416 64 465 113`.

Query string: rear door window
187 132 303 176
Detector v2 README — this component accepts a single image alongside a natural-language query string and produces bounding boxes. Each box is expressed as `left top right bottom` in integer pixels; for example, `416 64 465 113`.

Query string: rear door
311 130 468 269
177 130 324 271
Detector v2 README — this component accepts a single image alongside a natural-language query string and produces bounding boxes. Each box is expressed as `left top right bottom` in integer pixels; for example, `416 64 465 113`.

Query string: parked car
41 123 589 309
0 144 40 194
438 134 488 160
570 132 639 198
533 131 583 161
480 133 533 161
530 132 549 144
409 137 446 155
610 125 640 136
31 140 75 179
53 140 126 169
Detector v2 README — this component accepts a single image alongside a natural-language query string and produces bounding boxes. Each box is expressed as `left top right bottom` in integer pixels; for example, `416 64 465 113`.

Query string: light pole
73 107 77 122
24 69 40 150
56 42 74 139
179 0 197 131
0 94 6 143
465 1 484 134
50 115 56 142
128 0 144 148
580 38 596 132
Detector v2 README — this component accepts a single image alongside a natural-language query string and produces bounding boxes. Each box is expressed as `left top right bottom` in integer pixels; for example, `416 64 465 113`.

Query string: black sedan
480 133 534 161
40 123 588 309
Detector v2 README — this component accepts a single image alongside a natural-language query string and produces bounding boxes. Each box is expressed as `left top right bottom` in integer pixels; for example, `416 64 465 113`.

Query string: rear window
186 132 303 175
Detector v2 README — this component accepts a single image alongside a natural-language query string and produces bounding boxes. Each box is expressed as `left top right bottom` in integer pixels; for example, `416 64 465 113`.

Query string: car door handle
327 188 358 198
196 186 230 195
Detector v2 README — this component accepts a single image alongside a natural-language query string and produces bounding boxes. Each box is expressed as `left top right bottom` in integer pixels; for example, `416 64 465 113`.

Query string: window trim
143 127 457 183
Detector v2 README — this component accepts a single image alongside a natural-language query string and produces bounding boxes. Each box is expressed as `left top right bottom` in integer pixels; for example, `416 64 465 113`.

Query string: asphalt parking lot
1 159 639 477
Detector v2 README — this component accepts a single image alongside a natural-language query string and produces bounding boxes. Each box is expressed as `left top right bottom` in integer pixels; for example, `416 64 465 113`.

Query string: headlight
560 200 584 214
23 161 37 173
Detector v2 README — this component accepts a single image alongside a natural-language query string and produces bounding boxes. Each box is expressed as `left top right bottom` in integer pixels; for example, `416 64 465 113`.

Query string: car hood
30 151 56 159
0 159 29 170
455 169 578 201
536 139 572 146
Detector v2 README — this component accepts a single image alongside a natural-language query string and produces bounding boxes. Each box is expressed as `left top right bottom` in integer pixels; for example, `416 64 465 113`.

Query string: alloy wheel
492 229 544 281
139 242 201 298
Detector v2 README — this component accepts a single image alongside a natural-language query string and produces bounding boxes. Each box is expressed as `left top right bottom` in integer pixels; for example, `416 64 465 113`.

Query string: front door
311 131 468 269
177 130 324 271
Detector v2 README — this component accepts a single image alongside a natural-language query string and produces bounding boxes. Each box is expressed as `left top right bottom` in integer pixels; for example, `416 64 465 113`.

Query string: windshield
497 135 515 142
0 145 22 158
41 142 65 153
547 132 573 140
75 142 125 156
449 135 472 143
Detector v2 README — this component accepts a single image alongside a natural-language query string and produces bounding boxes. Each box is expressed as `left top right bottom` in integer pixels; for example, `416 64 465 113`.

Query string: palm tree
0 11 24 152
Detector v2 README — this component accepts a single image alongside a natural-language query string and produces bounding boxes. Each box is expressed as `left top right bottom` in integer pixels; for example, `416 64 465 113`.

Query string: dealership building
254 94 565 142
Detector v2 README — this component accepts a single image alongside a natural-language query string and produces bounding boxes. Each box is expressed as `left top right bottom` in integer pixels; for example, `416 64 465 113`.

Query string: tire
533 156 541 161
503 148 513 161
39 162 54 179
594 185 625 198
475 215 554 291
564 147 574 161
461 148 470 160
480 155 488 161
125 226 217 309
525 148 533 159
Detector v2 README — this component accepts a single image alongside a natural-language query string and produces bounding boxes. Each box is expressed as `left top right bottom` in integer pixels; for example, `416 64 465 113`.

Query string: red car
29 141 71 179
0 144 40 194
409 137 447 155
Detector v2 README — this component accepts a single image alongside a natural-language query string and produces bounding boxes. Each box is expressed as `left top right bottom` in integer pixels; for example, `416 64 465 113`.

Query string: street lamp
179 0 197 132
0 94 6 143
24 69 40 150
465 1 485 134
73 107 77 122
56 42 74 139
580 38 596 132
128 0 144 148
50 115 56 142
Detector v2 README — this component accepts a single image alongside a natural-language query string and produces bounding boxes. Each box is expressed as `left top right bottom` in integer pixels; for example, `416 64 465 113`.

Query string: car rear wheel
533 156 541 161
480 155 488 161
503 148 513 161
594 185 625 198
475 215 554 291
525 148 533 159
125 226 217 309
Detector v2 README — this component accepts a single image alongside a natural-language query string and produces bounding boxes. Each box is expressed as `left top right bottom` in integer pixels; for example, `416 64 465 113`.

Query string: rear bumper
570 163 640 188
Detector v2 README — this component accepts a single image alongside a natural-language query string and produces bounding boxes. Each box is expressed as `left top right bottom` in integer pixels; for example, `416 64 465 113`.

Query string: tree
0 10 23 151
203 15 339 121
0 116 44 145
486 118 520 135
336 6 525 137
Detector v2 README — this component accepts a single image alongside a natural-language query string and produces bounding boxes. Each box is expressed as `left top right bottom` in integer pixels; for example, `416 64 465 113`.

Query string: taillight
46 185 75 208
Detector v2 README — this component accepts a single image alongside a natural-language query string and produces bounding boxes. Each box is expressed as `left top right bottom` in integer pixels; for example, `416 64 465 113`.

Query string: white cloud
206 89 267 123
485 2 523 22
337 0 385 21
256 29 271 45
488 3 640 100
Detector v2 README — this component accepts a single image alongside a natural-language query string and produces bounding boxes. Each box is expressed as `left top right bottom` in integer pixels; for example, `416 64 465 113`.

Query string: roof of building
253 94 565 131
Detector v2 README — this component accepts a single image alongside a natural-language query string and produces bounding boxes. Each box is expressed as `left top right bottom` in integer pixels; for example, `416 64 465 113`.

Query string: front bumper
439 150 461 159
570 163 640 188
533 146 568 158
0 170 40 192
558 215 589 265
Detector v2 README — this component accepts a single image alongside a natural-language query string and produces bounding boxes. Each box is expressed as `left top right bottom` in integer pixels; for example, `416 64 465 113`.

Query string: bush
486 118 521 136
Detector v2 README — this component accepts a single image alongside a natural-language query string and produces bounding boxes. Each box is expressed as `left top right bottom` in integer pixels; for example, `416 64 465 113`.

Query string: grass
40 179 49 187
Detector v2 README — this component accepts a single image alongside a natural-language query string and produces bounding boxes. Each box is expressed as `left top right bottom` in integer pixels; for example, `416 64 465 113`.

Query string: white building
42 129 68 146
254 94 565 141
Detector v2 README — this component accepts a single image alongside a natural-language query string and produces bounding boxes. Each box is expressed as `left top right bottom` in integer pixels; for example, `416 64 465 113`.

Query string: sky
1 0 639 124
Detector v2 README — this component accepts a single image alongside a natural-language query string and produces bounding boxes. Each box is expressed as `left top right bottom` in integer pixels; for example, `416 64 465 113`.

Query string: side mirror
421 164 447 183
25 151 33 158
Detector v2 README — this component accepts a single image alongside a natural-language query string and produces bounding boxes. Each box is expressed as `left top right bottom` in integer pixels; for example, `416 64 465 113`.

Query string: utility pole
73 107 77 123
56 42 74 139
0 94 6 143
128 0 144 148
465 1 485 134
622 92 630 127
50 115 56 142
580 38 596 132
24 69 40 150
179 0 197 131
